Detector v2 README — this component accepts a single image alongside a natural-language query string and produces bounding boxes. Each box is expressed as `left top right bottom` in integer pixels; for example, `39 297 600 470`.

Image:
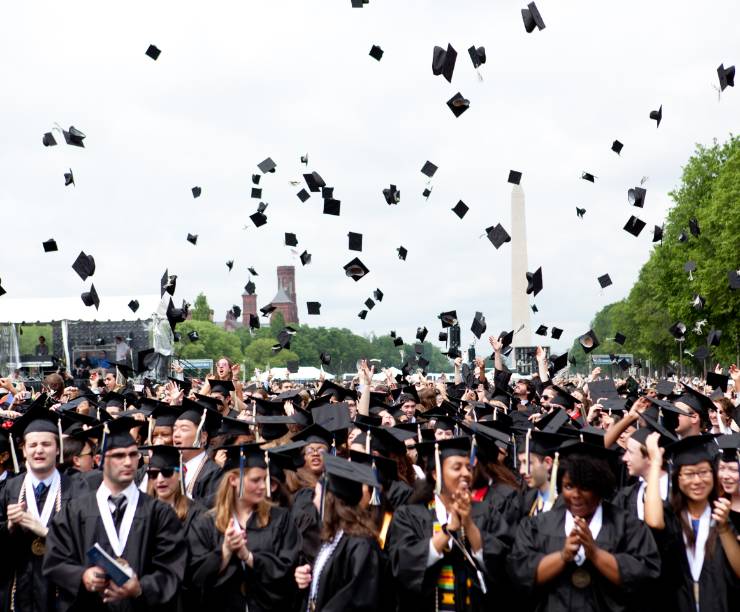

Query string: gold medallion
31 537 46 556
571 567 591 588
115 557 130 568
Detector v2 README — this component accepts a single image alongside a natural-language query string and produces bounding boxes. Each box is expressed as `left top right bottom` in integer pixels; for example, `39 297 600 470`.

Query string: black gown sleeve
318 536 382 612
385 504 433 597
42 500 88 602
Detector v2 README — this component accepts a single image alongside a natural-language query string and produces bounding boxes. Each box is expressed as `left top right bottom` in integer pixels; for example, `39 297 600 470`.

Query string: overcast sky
1 0 738 357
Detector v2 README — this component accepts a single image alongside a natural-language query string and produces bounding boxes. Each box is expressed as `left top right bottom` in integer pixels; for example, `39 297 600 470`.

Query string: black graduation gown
189 458 222 507
386 500 509 611
652 508 740 612
187 506 301 612
300 534 383 612
478 482 521 531
0 471 80 612
291 487 321 564
178 502 207 612
386 480 413 509
43 490 187 612
508 501 661 612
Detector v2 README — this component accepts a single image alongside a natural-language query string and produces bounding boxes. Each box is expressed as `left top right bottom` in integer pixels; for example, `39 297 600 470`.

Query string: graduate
43 418 187 611
515 428 563 518
294 454 383 611
172 399 223 504
187 443 301 612
716 433 740 533
0 400 81 612
644 433 740 612
508 440 661 612
386 436 510 611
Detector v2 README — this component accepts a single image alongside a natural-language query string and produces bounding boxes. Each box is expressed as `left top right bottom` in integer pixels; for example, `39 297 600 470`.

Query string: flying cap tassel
548 451 560 503
370 458 381 506
57 418 64 464
264 450 272 499
434 442 442 496
524 428 532 476
99 422 110 468
9 435 19 474
238 448 246 499
193 409 207 449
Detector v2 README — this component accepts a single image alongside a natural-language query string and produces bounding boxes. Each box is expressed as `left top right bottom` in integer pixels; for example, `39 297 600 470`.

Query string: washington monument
511 185 532 347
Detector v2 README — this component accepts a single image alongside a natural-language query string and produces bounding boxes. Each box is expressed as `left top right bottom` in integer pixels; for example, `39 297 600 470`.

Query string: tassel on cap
469 435 478 467
179 452 185 495
512 434 518 469
238 448 245 498
548 451 560 503
146 415 154 446
57 419 64 463
417 424 422 443
193 409 207 448
319 474 327 523
264 450 271 499
99 422 110 468
524 428 532 476
434 442 442 496
9 435 19 474
370 459 381 506
365 430 372 455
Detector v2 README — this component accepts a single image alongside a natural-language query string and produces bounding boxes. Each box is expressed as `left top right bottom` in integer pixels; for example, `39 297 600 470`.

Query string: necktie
34 482 48 505
109 494 127 530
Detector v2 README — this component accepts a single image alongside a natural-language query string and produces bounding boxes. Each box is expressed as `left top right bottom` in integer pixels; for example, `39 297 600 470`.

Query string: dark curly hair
556 453 615 500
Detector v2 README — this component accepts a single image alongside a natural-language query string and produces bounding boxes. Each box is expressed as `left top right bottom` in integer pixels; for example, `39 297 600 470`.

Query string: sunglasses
147 467 179 479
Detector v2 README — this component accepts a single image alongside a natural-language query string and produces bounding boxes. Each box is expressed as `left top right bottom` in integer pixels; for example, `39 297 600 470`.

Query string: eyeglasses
304 446 327 456
107 451 141 462
147 468 179 479
678 469 713 481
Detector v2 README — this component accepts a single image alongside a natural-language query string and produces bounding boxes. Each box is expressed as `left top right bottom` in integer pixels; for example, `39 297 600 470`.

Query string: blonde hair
212 468 272 533
146 476 191 521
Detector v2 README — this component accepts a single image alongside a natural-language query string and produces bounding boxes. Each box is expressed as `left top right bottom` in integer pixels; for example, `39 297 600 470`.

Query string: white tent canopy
0 295 162 323
257 366 335 382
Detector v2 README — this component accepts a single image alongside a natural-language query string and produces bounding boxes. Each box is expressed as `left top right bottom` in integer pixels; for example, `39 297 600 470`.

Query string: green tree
190 293 212 322
175 320 242 363
243 338 298 373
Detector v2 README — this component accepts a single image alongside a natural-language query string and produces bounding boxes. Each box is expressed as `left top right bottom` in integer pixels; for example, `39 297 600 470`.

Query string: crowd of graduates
0 340 739 612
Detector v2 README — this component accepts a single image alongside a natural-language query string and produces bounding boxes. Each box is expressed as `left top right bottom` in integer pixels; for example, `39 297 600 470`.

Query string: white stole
23 470 60 528
683 504 711 583
95 484 139 557
564 504 603 566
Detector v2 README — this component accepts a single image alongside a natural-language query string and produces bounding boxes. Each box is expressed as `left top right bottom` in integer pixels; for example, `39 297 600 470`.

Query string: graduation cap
439 310 458 327
382 184 400 205
186 233 198 245
611 140 624 154
226 260 234 271
468 45 486 69
624 215 646 237
717 63 735 91
581 172 596 183
531 304 538 313
706 371 730 393
344 257 369 281
369 45 384 61
471 311 487 339
320 352 331 366
628 186 646 208
303 172 325 192
166 298 189 331
393 336 404 347
307 301 321 315
187 330 199 342
508 170 522 185
548 352 569 376
684 261 697 276
42 132 57 147
486 223 511 249
452 200 468 219
397 246 408 260
323 199 341 215
432 43 457 82
257 157 276 174
650 105 663 127
526 267 543 296
689 217 700 238
161 269 176 296
191 186 201 199
250 211 267 227
498 329 514 349
691 294 706 310
244 280 256 295
446 92 470 117
668 321 687 340
248 313 260 329
358 310 368 320
613 332 626 345
421 160 438 178
126 299 140 313
252 174 261 185
708 329 722 346
365 298 375 310
323 454 380 505
42 238 58 253
373 288 383 302
284 233 298 247
72 251 96 281
521 1 546 32
678 230 689 243
300 250 312 266
676 384 715 421
653 225 664 243
323 187 335 200
664 434 716 468
81 285 100 310
578 329 599 353
62 126 86 147
415 326 428 343
297 189 310 203
145 44 161 60
535 325 548 336
598 274 612 289
693 346 710 361
64 169 75 187
250 188 262 200
576 207 586 219
422 187 433 199
347 231 363 252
